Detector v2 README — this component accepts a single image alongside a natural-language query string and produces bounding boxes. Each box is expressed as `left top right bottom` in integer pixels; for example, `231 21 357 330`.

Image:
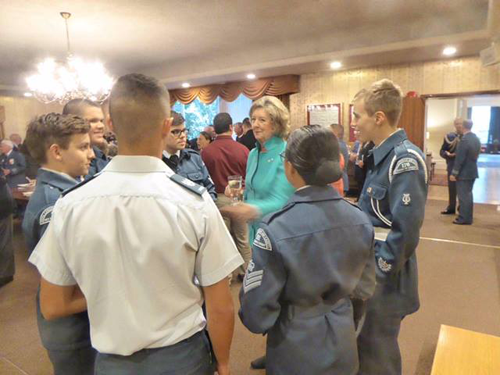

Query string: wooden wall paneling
398 97 425 151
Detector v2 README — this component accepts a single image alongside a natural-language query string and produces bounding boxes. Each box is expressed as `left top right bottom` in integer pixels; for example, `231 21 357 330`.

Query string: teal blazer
244 136 296 243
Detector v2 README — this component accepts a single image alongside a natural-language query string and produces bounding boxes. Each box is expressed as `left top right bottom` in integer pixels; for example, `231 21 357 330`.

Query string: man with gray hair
449 119 481 225
0 139 27 188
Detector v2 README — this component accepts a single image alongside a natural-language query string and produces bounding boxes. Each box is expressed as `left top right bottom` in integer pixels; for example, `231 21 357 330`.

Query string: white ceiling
0 0 497 92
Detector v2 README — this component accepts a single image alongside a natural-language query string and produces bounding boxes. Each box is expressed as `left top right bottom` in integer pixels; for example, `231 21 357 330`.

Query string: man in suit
450 119 481 225
0 139 27 188
439 118 463 215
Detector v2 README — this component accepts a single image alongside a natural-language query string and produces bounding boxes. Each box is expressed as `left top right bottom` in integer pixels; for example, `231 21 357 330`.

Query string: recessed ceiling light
181 82 190 88
247 73 256 80
330 61 342 69
24 92 33 97
442 46 457 56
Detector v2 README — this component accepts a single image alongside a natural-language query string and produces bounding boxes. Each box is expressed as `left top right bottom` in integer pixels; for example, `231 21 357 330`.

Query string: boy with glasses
163 111 217 201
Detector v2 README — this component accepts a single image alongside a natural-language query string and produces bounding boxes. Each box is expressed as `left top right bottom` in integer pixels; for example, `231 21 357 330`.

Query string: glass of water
228 175 243 205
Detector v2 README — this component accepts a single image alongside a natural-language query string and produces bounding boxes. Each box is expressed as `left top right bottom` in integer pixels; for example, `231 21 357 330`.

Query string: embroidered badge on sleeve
393 158 419 175
243 260 264 293
253 228 272 251
377 257 392 273
39 206 54 226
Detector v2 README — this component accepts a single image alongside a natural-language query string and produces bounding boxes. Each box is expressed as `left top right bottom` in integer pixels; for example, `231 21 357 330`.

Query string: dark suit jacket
451 132 481 180
0 150 27 188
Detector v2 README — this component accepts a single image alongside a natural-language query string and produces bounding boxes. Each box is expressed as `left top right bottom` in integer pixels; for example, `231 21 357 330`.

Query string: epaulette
444 132 458 144
61 174 98 197
342 198 363 211
169 174 206 196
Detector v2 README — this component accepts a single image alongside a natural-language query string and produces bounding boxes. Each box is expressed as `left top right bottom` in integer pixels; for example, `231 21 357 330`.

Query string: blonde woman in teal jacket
222 96 295 244
221 96 295 370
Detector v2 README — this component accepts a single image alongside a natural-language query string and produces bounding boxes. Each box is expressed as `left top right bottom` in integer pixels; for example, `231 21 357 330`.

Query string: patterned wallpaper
289 57 500 131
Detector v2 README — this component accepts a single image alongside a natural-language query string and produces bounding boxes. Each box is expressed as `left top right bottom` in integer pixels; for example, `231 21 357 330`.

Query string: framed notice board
348 104 356 142
306 103 342 128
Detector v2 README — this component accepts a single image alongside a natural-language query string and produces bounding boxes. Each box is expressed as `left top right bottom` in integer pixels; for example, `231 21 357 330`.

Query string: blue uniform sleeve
199 160 217 201
451 137 467 176
239 224 286 334
11 152 26 176
375 156 427 280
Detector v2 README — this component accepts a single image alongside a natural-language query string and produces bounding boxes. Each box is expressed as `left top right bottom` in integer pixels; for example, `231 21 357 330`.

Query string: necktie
169 155 179 171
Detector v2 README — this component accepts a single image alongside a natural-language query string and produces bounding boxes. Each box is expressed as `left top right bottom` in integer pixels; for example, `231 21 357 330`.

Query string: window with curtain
172 97 220 140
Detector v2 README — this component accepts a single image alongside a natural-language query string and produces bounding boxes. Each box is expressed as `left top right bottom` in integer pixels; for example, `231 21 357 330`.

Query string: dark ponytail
285 125 342 186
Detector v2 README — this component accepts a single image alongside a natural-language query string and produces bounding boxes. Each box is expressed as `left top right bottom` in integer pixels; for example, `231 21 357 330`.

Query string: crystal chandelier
26 12 114 104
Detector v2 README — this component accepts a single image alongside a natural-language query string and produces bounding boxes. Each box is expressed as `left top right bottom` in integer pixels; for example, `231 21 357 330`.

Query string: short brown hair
250 96 290 139
25 113 90 164
62 99 101 116
171 110 185 127
354 79 403 126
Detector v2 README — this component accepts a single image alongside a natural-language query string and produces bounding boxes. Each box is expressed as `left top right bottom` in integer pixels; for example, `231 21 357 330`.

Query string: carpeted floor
1 198 499 375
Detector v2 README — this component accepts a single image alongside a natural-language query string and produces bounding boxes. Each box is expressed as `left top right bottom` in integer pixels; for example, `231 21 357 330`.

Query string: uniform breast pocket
187 172 203 184
366 183 391 227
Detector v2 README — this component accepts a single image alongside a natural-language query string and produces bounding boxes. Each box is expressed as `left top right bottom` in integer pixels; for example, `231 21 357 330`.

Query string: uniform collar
6 150 12 157
257 136 283 152
93 146 107 160
288 185 341 204
372 129 407 166
37 168 78 190
104 155 171 173
162 150 181 159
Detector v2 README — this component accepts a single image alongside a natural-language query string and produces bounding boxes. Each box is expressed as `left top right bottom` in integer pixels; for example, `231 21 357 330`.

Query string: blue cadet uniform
440 131 460 212
0 149 27 188
357 129 428 375
85 146 109 179
22 168 95 375
451 131 481 224
162 149 217 201
239 185 376 375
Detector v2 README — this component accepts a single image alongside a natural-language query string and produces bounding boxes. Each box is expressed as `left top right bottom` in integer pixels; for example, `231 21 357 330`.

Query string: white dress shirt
29 155 243 355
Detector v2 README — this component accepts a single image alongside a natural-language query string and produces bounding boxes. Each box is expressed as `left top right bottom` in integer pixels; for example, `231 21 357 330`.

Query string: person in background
163 111 217 201
22 113 95 375
1 139 27 188
28 73 243 375
233 122 244 142
352 79 428 375
238 117 257 151
350 137 374 200
9 133 39 179
203 125 217 141
220 96 296 370
62 99 109 178
450 119 481 225
330 123 350 196
239 125 375 375
197 131 213 152
439 118 463 215
202 113 251 278
0 167 16 289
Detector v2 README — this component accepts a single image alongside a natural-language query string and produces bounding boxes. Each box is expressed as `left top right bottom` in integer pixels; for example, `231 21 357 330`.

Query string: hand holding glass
228 175 242 205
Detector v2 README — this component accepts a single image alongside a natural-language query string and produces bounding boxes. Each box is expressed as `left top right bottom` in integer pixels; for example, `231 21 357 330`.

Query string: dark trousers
95 331 215 375
0 215 14 279
47 347 96 375
446 171 457 211
357 302 405 375
456 179 475 224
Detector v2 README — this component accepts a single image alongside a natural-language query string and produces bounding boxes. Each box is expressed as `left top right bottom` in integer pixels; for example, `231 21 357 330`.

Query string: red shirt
201 135 249 193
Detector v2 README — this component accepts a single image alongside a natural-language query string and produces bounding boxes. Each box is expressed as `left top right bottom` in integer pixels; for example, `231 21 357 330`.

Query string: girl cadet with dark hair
239 125 376 375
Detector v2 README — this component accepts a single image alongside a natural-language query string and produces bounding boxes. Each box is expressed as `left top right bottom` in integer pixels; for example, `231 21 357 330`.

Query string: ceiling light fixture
181 82 191 88
247 73 256 80
442 46 457 56
330 61 342 69
26 12 114 104
23 92 33 97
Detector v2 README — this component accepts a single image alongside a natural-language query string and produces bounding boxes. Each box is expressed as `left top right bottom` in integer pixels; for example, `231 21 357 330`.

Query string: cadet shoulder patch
253 228 272 251
393 157 419 175
377 257 392 273
169 174 206 196
39 206 54 226
243 260 264 294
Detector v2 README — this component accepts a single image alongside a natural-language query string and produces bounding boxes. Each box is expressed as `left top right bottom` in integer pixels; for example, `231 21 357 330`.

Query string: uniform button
367 187 372 193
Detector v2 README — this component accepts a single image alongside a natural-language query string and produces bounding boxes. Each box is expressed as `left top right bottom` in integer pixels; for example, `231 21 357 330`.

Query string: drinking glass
228 175 243 205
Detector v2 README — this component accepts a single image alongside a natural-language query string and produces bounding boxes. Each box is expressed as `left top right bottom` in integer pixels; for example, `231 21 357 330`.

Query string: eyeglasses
171 128 188 137
279 151 286 161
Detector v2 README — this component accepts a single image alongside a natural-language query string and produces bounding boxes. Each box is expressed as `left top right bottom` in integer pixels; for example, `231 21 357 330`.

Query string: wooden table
431 325 500 375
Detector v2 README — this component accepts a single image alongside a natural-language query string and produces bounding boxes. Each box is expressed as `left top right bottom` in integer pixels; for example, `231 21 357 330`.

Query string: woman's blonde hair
250 96 290 139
